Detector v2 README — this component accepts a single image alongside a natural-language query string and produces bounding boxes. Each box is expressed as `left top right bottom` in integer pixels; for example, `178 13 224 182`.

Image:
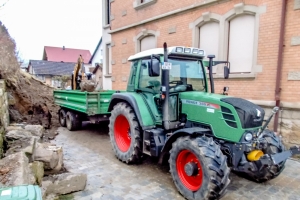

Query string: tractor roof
128 46 205 61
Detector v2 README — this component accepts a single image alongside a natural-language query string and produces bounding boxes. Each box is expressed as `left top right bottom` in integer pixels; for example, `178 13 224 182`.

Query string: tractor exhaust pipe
207 55 215 93
162 42 170 130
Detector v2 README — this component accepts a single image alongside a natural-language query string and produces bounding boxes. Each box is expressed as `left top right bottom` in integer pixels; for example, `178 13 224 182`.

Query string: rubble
0 152 35 186
42 173 87 196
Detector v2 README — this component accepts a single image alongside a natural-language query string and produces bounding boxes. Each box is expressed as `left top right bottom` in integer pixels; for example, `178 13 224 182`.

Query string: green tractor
108 43 300 199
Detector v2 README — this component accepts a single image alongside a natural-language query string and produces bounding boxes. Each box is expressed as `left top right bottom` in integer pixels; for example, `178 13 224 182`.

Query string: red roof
43 46 91 63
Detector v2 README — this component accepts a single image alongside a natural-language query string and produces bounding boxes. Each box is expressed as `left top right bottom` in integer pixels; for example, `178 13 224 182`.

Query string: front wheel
169 136 230 200
108 102 142 164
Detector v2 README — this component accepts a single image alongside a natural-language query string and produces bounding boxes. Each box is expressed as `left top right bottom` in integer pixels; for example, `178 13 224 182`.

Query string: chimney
63 46 65 50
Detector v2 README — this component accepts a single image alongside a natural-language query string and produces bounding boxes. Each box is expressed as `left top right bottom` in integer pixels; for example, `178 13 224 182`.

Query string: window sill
103 24 111 29
211 73 256 79
133 0 157 10
104 74 112 78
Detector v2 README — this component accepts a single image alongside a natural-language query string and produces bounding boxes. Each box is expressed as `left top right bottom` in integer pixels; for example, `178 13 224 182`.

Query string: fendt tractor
54 43 300 200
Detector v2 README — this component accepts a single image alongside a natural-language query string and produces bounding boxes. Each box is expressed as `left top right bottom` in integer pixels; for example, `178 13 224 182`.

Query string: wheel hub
184 162 198 176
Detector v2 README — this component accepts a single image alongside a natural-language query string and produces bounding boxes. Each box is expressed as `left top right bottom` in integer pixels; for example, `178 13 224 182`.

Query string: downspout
274 0 287 133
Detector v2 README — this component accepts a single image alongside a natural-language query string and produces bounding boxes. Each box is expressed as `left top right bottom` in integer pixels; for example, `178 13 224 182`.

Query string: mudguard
108 92 156 130
159 127 210 164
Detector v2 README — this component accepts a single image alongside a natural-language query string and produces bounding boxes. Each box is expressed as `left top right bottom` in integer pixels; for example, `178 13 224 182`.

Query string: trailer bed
53 90 116 116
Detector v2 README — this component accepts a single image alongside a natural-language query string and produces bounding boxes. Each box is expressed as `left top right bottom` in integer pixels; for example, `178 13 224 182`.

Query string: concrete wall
0 80 9 158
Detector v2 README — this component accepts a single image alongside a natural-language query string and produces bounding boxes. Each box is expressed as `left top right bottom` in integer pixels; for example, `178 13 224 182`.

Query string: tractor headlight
245 133 253 141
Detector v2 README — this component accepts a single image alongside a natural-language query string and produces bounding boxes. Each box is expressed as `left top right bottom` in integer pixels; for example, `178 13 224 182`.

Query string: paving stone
53 126 300 200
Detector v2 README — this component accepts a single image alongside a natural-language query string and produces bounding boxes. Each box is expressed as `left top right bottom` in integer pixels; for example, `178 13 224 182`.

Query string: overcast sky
0 0 103 61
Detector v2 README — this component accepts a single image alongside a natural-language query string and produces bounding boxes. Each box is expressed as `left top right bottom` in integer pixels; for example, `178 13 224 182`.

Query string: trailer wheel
169 136 230 200
66 111 82 131
59 109 67 127
251 130 286 182
109 102 142 164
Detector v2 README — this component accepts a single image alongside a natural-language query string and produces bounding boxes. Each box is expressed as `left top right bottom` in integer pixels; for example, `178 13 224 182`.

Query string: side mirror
148 55 160 77
224 66 230 79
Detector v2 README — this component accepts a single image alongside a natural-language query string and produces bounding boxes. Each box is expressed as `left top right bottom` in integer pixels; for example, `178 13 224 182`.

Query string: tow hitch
259 146 300 166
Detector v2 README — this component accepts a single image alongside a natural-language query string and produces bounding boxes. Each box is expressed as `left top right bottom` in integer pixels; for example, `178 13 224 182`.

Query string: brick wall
109 0 300 145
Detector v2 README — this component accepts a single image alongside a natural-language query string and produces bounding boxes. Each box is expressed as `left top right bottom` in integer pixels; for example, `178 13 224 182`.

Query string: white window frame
102 0 114 28
134 29 159 53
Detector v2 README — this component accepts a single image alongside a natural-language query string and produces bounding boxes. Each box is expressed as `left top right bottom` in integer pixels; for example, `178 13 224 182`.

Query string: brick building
103 0 300 145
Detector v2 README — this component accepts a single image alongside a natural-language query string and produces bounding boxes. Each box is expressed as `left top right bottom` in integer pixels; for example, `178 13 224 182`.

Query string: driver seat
148 80 161 93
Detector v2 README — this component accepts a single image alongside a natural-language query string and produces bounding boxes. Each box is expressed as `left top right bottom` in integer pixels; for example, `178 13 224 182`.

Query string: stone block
6 129 34 140
288 71 300 80
122 9 127 16
291 36 300 46
42 173 87 196
281 109 293 119
122 58 127 64
168 26 176 34
0 152 35 186
29 161 44 186
292 110 300 119
122 38 127 44
295 0 300 10
34 143 63 171
0 80 6 91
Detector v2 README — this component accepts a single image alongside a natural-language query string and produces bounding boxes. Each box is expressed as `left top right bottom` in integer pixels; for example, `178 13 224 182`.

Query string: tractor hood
180 92 265 129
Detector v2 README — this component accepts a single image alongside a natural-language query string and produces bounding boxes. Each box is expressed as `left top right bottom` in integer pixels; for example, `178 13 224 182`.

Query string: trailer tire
59 109 67 127
109 102 142 164
251 130 286 182
66 111 82 131
169 136 230 200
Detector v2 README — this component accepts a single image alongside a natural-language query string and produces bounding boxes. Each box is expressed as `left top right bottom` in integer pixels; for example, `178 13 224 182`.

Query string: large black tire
66 111 82 131
169 136 230 200
59 109 66 127
108 102 142 164
251 130 286 182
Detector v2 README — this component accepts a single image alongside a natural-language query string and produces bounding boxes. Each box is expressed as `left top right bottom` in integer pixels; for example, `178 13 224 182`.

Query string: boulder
44 146 63 175
34 143 63 171
5 136 37 159
80 80 96 92
24 125 44 138
29 161 44 186
5 129 33 140
5 125 23 132
42 173 87 196
0 152 35 186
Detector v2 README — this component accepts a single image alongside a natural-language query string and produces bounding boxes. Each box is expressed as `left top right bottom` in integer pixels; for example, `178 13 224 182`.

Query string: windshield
138 58 206 93
168 58 206 92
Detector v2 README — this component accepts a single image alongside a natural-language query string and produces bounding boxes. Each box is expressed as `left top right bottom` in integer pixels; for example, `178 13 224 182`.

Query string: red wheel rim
176 149 203 191
114 115 131 152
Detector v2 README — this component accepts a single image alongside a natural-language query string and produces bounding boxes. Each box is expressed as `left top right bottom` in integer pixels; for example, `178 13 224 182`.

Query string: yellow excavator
72 55 85 90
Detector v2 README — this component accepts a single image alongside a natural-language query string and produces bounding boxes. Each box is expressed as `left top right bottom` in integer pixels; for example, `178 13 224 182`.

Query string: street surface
53 123 300 200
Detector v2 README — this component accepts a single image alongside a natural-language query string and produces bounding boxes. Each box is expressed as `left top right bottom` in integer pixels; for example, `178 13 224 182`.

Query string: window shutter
140 36 156 52
228 15 255 73
199 22 219 73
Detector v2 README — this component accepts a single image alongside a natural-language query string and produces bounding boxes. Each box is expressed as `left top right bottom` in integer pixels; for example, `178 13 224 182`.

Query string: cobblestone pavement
53 123 300 200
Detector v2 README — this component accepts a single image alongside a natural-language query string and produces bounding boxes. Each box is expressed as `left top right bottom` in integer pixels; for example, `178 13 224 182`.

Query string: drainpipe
274 0 287 133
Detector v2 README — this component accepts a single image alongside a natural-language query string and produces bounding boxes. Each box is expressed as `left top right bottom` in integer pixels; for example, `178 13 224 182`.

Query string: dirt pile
0 22 59 135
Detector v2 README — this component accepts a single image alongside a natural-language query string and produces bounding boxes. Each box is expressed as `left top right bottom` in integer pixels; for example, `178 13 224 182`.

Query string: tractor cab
127 45 229 129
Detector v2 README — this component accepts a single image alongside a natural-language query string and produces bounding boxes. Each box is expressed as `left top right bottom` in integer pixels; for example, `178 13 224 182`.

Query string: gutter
274 0 287 133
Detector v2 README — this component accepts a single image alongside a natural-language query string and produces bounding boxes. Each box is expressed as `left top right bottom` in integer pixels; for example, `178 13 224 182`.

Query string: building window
105 44 112 75
140 35 156 52
103 0 111 26
227 15 255 73
199 22 219 73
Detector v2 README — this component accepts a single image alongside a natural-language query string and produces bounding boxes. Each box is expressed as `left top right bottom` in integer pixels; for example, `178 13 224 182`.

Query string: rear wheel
109 102 142 164
169 136 230 200
59 109 66 127
66 111 82 131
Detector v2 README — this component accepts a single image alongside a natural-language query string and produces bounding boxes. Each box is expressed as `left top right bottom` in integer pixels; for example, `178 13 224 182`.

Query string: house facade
101 0 113 89
106 0 300 146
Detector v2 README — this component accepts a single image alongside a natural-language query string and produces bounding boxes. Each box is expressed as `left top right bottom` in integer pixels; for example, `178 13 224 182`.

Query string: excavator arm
72 55 84 90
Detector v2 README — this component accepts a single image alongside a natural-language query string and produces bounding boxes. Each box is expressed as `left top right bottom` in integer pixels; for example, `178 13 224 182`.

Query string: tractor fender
108 93 156 130
159 127 210 164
